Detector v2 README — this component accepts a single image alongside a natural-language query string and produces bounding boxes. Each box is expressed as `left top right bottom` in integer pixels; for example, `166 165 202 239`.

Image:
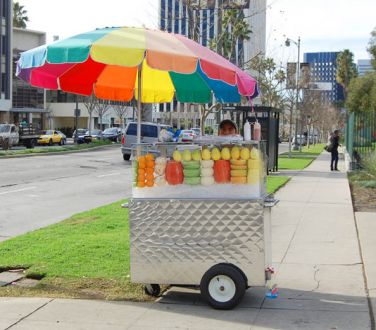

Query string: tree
112 102 130 129
336 49 357 99
368 27 376 69
209 9 251 66
346 73 376 114
82 95 98 134
199 103 221 133
95 99 110 131
247 56 286 107
13 2 29 28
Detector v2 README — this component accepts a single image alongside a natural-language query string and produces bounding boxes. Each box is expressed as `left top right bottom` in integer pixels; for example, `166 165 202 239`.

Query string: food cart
129 137 276 309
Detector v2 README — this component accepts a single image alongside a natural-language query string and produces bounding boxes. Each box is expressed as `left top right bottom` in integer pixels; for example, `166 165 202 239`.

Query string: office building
357 59 374 76
0 0 12 123
159 0 266 67
13 27 46 128
159 0 266 127
303 52 345 103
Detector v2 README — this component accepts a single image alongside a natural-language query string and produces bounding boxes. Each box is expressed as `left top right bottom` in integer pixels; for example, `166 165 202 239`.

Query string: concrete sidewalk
1 152 374 329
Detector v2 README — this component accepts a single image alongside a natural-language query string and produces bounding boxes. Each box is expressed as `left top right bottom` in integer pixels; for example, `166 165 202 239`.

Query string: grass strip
0 140 114 157
267 176 290 194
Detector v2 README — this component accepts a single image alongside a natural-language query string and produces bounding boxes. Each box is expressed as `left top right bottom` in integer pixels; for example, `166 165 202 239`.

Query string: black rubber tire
144 284 160 297
200 264 246 310
2 138 9 150
123 153 130 161
49 139 53 146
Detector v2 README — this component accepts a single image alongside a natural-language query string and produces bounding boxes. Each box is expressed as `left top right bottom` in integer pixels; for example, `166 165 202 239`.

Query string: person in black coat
330 130 340 171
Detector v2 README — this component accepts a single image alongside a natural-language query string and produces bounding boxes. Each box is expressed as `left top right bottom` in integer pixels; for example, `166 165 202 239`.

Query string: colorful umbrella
16 26 259 142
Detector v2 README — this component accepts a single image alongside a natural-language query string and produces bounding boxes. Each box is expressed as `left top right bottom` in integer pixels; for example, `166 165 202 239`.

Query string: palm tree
13 2 29 28
336 49 357 99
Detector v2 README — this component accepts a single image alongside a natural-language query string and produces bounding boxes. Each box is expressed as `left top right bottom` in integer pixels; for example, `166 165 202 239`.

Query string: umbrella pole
137 64 142 145
135 64 143 158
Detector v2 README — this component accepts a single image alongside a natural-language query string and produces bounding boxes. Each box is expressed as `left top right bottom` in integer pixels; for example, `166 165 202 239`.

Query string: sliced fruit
250 148 260 160
231 176 247 184
248 159 260 170
182 160 200 169
146 180 154 187
183 169 201 177
192 149 202 161
182 149 192 161
165 160 184 185
214 160 231 183
145 153 154 161
230 159 247 166
231 146 240 160
231 169 247 177
201 167 214 177
240 148 250 160
221 147 231 160
201 159 214 168
230 164 247 170
202 149 211 160
184 177 201 185
201 176 215 185
173 150 182 162
146 160 155 168
211 147 221 161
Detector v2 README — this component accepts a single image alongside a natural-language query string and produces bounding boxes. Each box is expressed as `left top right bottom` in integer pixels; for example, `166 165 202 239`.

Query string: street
0 147 132 240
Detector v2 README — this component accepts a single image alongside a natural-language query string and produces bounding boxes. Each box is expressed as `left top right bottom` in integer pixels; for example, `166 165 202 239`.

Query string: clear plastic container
131 140 266 200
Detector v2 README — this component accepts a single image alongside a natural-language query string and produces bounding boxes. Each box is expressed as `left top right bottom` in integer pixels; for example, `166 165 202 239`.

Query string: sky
20 0 376 65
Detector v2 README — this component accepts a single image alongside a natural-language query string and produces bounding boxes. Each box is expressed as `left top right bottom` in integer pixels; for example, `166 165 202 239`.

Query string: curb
0 143 120 159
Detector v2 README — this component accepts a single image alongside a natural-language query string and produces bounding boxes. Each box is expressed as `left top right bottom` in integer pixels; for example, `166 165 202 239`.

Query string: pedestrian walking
330 130 340 171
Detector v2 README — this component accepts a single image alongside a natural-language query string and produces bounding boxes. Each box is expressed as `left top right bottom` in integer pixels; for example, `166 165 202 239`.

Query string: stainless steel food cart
129 140 276 309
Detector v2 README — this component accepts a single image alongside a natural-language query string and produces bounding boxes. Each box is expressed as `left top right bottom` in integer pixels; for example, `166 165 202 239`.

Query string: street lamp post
285 36 301 153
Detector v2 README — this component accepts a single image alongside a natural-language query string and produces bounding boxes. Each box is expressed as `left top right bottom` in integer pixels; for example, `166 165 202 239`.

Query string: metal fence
345 110 376 167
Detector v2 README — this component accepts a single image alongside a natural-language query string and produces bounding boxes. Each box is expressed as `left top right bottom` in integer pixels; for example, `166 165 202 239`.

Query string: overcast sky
21 0 376 64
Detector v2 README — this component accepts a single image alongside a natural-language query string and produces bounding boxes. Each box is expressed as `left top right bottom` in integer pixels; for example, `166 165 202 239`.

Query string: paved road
0 147 132 240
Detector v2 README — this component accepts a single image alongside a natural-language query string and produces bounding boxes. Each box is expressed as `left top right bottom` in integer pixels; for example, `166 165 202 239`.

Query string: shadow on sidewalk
153 286 370 329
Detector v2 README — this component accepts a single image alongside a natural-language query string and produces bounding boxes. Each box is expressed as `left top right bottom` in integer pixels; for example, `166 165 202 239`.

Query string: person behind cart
218 119 238 136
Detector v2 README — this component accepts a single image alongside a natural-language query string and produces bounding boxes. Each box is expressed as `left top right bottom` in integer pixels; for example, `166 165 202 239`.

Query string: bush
362 151 376 177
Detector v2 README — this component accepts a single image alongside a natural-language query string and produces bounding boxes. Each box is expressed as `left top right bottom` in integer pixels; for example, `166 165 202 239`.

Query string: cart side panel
130 199 266 286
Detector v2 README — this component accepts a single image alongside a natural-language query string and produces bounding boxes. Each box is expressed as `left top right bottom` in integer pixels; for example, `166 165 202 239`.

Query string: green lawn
267 176 290 193
278 143 324 170
0 177 289 299
0 140 113 157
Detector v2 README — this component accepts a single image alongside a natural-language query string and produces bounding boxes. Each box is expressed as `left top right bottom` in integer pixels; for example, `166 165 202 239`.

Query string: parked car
85 129 103 141
179 129 198 142
102 127 121 142
56 131 67 145
292 135 306 146
0 123 39 149
121 122 172 161
192 128 201 137
38 130 65 146
72 129 87 139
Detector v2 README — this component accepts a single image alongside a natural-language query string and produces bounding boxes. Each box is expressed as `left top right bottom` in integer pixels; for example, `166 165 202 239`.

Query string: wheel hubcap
208 275 236 302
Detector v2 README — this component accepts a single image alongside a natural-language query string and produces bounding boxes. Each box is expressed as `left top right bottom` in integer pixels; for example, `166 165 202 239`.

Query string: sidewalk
1 152 374 329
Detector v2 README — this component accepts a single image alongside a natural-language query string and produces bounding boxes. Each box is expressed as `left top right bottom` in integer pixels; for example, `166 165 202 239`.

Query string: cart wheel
144 284 160 297
200 264 246 310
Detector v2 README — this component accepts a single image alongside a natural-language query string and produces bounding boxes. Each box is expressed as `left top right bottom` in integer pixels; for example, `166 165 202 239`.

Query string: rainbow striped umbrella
16 27 259 141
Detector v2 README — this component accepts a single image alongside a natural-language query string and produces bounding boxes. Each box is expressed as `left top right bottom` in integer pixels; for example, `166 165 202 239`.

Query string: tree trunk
100 114 103 131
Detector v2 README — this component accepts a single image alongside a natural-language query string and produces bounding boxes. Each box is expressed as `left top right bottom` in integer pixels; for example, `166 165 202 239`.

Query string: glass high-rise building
303 52 345 103
159 0 266 68
0 0 12 123
357 59 374 76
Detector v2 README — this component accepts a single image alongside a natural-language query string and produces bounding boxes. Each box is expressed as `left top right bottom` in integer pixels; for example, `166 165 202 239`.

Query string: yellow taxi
38 130 65 146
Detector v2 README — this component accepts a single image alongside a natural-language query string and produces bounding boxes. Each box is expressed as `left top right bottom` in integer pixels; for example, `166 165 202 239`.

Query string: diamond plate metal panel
130 199 267 286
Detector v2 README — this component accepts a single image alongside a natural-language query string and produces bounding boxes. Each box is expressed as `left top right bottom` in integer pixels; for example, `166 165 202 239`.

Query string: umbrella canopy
16 26 259 104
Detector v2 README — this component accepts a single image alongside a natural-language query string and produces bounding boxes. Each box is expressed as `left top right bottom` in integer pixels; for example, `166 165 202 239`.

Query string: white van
121 122 172 160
